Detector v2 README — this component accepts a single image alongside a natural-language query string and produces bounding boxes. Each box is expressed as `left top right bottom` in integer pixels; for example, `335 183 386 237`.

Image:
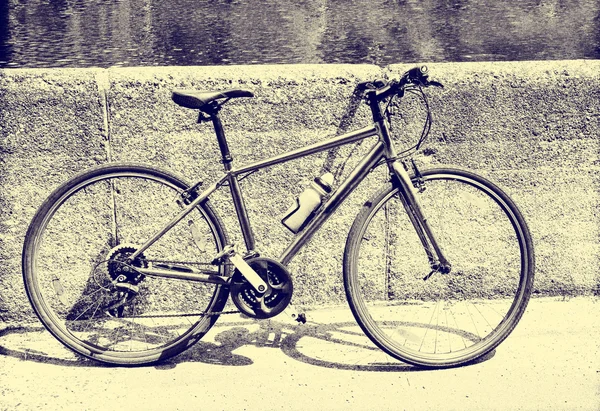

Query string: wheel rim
25 169 227 362
346 171 533 367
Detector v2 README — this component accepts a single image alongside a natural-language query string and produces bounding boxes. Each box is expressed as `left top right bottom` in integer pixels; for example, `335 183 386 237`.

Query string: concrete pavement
0 296 598 410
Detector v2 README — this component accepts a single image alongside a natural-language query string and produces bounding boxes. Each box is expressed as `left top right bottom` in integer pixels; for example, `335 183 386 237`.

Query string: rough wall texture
0 60 598 321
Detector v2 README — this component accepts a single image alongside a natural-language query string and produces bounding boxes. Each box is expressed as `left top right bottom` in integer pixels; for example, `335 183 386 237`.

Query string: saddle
171 89 254 112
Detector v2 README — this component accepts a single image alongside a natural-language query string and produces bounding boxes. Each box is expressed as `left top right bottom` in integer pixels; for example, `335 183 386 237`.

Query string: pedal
283 306 307 324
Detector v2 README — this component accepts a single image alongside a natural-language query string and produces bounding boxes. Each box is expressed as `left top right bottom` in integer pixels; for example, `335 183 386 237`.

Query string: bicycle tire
23 163 230 365
343 168 534 368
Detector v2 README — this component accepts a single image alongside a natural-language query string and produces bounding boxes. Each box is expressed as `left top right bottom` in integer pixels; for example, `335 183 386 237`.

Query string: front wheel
343 168 535 368
22 163 230 365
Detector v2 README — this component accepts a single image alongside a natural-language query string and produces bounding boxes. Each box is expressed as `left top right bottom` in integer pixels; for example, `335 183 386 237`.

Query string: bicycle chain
145 259 234 268
129 310 240 319
114 259 240 318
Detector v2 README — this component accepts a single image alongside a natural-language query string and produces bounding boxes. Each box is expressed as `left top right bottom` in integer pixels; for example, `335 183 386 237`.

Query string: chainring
230 257 293 319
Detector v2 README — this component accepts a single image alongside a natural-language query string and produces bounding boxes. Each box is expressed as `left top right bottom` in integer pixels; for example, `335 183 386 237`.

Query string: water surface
1 0 598 68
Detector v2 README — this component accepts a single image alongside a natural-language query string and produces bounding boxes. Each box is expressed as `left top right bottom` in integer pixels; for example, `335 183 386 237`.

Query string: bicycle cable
371 86 433 171
387 86 433 158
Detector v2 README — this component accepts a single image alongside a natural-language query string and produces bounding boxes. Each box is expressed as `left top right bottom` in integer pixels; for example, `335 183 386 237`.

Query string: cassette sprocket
105 243 148 285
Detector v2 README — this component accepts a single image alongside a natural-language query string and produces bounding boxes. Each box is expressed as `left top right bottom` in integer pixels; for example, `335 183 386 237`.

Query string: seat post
204 106 233 171
204 107 257 252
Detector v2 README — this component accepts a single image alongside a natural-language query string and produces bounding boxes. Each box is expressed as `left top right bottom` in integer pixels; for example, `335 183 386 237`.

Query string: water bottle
282 172 334 233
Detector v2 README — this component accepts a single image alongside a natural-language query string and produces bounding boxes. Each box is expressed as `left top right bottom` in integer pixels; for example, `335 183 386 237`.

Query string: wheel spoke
71 294 106 323
465 301 481 340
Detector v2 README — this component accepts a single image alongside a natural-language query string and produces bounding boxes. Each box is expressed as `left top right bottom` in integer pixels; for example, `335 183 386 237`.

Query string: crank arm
227 251 269 293
211 245 269 293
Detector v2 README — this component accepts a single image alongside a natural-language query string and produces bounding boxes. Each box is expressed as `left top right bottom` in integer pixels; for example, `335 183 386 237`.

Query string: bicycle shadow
0 317 494 372
167 317 494 372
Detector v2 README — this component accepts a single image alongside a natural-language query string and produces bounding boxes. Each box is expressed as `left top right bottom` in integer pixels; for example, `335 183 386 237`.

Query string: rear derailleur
103 243 147 317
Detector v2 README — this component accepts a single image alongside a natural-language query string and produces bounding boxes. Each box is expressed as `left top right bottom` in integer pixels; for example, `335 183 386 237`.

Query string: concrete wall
0 60 599 322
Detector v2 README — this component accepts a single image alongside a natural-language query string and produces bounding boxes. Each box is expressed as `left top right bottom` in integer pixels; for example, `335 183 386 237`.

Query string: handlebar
359 66 444 101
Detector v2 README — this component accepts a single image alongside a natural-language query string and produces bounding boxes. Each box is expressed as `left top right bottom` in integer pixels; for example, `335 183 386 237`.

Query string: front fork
389 160 451 279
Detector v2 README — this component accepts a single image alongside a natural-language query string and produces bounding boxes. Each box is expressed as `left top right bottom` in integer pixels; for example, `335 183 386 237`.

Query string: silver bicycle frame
130 118 449 283
129 125 376 259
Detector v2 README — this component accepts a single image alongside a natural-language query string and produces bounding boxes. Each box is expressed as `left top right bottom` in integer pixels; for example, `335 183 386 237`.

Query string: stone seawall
1 60 598 321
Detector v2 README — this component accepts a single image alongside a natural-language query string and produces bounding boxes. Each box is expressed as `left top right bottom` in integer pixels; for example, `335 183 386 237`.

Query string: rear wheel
23 163 230 365
343 168 534 367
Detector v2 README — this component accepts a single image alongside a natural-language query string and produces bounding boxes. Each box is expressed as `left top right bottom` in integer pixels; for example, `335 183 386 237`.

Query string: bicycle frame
130 99 450 284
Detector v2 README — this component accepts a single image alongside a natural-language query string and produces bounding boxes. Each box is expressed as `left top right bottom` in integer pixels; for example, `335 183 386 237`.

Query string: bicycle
22 66 535 368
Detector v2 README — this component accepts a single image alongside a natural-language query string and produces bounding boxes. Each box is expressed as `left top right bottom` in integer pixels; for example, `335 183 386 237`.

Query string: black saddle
171 89 254 112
